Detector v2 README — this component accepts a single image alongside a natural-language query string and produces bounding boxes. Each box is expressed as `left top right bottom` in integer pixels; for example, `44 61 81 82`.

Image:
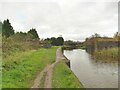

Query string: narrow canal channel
64 49 118 88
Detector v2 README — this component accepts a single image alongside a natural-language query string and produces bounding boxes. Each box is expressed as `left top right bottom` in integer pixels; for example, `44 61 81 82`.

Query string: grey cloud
1 0 118 41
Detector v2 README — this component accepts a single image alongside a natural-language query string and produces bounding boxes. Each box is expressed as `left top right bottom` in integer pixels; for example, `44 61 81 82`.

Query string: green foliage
2 47 57 88
63 40 82 50
51 37 57 46
28 28 39 39
2 19 15 38
64 40 76 46
56 37 64 46
45 36 64 46
52 61 84 88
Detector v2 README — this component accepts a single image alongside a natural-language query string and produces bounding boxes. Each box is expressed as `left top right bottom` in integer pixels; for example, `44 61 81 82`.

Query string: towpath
30 47 66 89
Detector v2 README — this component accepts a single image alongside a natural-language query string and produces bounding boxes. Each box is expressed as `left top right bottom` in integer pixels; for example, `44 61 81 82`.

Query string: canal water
64 49 118 88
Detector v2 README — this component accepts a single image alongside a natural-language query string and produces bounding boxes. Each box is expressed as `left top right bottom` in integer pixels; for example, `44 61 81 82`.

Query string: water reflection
64 49 118 88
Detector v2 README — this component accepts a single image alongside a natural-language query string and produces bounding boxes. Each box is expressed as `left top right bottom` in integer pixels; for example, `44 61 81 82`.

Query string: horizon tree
2 19 15 38
28 28 39 39
56 36 64 46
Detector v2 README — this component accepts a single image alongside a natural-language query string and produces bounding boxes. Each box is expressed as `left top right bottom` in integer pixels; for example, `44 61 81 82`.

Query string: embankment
52 47 84 88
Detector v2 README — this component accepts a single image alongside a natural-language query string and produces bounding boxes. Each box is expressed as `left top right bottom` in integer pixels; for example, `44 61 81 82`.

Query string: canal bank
30 47 84 88
64 49 118 88
52 47 84 88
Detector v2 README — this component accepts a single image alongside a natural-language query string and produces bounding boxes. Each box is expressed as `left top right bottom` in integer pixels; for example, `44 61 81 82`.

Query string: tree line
85 32 120 42
1 19 64 57
44 37 64 46
2 19 64 45
2 19 39 39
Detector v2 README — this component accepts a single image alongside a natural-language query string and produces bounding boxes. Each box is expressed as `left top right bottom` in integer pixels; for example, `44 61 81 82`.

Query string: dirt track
30 47 66 88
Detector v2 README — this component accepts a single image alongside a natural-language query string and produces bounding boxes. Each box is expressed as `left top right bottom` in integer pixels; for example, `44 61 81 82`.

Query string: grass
39 72 47 88
52 61 84 88
93 47 120 60
2 47 58 88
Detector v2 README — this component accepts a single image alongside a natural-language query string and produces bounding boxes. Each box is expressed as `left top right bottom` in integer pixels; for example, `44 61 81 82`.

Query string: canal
64 49 118 88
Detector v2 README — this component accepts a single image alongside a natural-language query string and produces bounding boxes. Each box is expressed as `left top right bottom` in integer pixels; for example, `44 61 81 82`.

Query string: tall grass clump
93 47 119 60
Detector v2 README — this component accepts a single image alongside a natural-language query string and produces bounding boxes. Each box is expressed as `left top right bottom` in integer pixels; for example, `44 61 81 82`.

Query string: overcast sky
0 0 119 41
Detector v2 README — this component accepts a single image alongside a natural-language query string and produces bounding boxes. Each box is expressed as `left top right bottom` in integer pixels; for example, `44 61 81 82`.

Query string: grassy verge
52 61 84 88
93 47 120 60
2 47 58 88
